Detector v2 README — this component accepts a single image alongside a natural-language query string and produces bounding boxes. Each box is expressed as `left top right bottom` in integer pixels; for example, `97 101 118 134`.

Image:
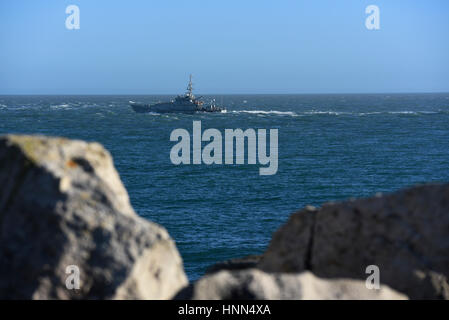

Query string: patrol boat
129 75 224 113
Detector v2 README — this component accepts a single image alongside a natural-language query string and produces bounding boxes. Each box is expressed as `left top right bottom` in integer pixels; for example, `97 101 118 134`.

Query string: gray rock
205 255 262 275
258 184 449 299
0 135 188 299
178 269 407 300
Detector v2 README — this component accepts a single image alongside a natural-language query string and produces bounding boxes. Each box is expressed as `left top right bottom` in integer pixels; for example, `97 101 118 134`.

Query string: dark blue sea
1 93 449 280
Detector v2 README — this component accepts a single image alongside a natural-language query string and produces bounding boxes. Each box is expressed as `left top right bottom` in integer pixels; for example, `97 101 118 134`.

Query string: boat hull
130 103 151 113
129 102 223 114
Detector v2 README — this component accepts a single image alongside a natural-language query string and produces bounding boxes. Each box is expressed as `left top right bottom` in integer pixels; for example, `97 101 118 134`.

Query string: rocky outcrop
258 184 449 299
0 135 188 299
176 269 407 300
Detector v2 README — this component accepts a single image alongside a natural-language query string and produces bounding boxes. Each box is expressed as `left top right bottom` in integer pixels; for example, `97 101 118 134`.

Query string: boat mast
186 74 193 97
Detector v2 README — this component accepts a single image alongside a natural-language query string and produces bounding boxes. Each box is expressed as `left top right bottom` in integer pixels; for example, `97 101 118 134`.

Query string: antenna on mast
186 74 193 96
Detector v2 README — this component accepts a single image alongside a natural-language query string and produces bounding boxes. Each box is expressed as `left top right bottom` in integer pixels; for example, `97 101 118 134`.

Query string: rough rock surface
176 269 407 300
0 135 188 299
258 185 449 299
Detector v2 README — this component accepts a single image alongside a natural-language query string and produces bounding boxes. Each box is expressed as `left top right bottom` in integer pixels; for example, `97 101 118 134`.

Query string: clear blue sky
1 0 448 94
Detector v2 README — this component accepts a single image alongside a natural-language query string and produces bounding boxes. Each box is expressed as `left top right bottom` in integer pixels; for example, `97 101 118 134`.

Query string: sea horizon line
1 91 448 96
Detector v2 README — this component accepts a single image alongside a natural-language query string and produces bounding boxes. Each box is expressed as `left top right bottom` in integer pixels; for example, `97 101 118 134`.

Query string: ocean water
1 93 449 280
